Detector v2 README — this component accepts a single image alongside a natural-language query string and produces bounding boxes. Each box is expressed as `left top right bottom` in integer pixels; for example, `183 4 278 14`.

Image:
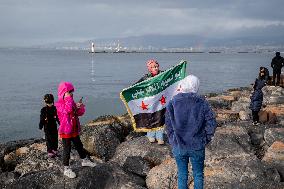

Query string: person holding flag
136 59 165 144
120 60 187 146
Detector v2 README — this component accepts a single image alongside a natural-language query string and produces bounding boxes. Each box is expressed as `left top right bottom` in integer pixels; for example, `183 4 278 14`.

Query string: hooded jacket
55 82 85 138
249 79 266 111
165 75 217 151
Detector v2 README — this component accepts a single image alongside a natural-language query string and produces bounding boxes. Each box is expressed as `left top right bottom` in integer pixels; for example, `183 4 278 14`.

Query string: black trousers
272 69 281 85
45 131 58 153
252 110 259 123
62 136 86 166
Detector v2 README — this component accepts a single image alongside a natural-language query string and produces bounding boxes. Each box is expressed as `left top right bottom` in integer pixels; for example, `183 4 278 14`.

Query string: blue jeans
173 148 205 189
147 128 164 141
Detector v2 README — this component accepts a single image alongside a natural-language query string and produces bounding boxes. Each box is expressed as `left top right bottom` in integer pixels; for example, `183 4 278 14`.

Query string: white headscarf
180 75 200 93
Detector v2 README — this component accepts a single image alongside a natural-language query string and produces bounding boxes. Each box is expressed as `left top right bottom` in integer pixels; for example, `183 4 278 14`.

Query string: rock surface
1 86 284 188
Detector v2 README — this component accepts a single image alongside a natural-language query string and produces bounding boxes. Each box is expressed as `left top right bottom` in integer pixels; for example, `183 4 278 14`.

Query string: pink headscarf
146 59 159 73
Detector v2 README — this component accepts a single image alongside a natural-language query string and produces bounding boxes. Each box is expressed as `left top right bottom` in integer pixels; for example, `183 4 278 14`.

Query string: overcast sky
1 0 284 47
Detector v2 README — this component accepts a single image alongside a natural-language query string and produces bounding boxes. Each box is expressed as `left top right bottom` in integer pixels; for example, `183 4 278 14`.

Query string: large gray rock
123 156 151 177
146 126 282 189
80 123 124 161
5 163 145 189
111 136 172 168
264 128 284 147
146 158 178 189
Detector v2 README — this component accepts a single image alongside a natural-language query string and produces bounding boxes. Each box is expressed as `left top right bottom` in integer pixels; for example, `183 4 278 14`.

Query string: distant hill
37 27 284 50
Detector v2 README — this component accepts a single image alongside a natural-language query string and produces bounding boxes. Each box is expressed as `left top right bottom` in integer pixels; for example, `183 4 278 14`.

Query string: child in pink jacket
55 81 96 178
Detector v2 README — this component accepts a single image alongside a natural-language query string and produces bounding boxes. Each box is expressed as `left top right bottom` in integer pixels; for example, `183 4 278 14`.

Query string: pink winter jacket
55 82 85 138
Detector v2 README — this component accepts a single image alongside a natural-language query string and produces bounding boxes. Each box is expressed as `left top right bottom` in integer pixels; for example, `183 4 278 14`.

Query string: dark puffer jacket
249 79 266 111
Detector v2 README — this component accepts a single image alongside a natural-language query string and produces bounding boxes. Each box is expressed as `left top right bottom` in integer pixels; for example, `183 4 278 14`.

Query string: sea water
0 48 274 142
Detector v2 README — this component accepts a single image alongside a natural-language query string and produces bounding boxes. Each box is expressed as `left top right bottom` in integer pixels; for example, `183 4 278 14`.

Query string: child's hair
44 94 54 104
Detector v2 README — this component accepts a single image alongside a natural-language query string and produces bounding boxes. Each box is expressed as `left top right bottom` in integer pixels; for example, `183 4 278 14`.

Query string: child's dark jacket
249 79 266 111
39 105 59 134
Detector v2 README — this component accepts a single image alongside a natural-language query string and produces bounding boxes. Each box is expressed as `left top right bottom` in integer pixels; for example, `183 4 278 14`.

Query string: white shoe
64 167 76 178
82 158 97 167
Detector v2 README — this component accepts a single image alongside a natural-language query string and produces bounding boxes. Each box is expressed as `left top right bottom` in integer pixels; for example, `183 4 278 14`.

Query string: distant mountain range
37 33 284 50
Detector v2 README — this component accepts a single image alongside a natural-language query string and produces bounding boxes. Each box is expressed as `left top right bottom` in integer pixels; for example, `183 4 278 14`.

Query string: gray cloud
0 0 284 46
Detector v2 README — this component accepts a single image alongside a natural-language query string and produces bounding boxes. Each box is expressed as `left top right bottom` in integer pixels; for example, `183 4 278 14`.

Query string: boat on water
113 40 126 53
89 42 95 53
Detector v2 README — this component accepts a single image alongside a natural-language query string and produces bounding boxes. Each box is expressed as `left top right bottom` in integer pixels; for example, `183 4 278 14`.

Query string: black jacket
39 105 60 133
271 55 284 71
136 71 163 84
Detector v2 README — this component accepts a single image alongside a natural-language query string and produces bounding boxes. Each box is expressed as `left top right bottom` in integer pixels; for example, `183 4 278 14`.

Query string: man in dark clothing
271 52 284 86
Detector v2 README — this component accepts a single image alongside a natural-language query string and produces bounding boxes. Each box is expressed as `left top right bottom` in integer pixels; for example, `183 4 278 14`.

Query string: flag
120 60 187 132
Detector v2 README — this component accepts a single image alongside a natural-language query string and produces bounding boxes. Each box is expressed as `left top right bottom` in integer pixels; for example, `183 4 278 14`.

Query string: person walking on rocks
165 75 217 189
39 94 60 158
249 76 266 125
271 52 284 86
136 59 165 145
56 82 96 178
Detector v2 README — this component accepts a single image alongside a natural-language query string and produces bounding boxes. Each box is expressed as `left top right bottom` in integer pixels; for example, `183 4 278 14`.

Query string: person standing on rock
136 59 165 145
39 93 60 158
165 75 217 189
271 52 284 86
249 76 266 125
56 82 96 178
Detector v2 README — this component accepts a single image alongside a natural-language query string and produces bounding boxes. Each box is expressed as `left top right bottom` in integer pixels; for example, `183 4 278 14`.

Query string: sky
1 0 284 47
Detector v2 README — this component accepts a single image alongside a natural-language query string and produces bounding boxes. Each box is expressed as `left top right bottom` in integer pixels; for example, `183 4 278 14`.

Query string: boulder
262 141 284 182
5 163 145 189
146 158 178 189
111 136 172 168
239 110 251 121
207 95 236 109
215 110 239 123
123 156 151 177
264 128 284 147
80 123 123 161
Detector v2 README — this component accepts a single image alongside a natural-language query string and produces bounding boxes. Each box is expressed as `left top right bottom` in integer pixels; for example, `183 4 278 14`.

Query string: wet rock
111 136 172 168
264 128 284 147
123 156 151 177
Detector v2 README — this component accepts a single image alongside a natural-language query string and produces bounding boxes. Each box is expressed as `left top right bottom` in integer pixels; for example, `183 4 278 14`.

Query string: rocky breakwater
0 86 284 188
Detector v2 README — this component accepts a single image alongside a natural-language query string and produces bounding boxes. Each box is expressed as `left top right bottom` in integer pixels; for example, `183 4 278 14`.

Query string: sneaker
147 137 155 143
157 140 164 145
64 167 76 178
252 122 260 126
82 158 96 167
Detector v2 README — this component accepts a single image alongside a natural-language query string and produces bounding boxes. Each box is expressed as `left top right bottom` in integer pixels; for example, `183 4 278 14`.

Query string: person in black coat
271 52 284 86
249 77 266 125
39 94 60 158
259 67 270 83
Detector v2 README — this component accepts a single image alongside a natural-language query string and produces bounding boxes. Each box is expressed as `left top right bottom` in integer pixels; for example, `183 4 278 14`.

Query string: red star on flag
159 95 166 105
140 101 149 110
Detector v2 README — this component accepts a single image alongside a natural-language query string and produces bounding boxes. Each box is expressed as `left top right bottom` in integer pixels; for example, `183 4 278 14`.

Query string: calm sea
0 48 274 142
